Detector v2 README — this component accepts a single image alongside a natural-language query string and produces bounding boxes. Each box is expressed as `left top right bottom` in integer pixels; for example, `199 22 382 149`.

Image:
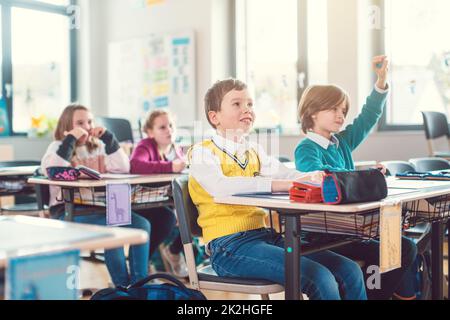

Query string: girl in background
41 104 151 287
131 110 188 278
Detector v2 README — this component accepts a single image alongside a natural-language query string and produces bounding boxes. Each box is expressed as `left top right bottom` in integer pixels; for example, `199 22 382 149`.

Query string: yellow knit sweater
188 140 267 242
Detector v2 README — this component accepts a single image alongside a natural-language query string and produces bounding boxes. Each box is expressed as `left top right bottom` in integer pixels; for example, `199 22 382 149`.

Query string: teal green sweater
295 89 388 172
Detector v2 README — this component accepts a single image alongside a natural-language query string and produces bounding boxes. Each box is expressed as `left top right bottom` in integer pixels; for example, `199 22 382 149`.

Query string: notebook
396 171 450 181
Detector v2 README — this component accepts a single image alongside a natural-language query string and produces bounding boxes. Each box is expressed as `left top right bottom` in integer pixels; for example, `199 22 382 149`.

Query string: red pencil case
289 182 323 203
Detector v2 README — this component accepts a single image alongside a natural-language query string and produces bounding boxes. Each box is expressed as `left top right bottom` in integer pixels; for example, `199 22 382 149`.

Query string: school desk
0 215 149 268
0 215 149 299
0 166 39 177
27 174 183 221
0 165 40 213
215 178 450 300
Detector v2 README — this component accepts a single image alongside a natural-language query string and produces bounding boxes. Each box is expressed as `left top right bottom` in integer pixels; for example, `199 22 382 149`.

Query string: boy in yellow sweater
188 79 368 300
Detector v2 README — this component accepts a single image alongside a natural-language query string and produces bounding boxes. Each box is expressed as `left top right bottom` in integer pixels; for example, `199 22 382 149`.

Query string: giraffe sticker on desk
106 184 132 226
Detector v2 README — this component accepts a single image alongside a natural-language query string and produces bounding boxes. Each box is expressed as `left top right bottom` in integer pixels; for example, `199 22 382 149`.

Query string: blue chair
421 112 450 159
408 158 450 172
96 117 134 143
380 161 415 176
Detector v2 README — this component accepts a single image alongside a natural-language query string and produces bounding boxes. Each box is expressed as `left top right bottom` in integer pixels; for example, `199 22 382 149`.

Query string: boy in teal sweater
295 56 418 300
295 56 388 173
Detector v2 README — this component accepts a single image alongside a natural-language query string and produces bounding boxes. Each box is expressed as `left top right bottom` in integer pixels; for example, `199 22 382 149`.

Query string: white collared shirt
189 133 308 198
305 84 389 150
306 132 340 150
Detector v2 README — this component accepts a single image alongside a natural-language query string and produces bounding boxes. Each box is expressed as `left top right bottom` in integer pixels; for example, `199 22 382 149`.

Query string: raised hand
373 55 389 90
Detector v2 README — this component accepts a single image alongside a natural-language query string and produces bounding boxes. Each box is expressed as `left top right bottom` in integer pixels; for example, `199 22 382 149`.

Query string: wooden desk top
0 215 149 267
0 166 40 177
28 173 183 188
215 178 450 213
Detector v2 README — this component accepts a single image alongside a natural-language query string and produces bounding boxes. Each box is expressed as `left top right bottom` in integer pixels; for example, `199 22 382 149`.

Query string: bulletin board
108 30 196 128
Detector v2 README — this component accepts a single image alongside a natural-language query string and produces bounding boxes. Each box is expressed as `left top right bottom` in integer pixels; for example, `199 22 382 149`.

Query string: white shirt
306 132 340 150
189 133 308 198
306 84 389 150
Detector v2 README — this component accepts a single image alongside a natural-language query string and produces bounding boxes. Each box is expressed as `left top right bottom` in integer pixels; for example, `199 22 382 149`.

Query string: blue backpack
414 251 432 300
91 274 207 301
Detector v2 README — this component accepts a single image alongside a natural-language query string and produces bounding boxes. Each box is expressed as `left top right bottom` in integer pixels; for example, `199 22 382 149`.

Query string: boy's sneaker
160 244 189 279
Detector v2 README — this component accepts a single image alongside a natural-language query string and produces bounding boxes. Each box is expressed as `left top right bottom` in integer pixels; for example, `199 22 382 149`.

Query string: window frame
377 0 437 132
233 0 309 133
0 0 77 136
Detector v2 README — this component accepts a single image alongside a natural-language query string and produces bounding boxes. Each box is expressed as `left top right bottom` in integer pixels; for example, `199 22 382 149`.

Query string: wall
276 0 431 162
0 137 51 161
82 0 434 163
83 0 233 124
0 0 436 162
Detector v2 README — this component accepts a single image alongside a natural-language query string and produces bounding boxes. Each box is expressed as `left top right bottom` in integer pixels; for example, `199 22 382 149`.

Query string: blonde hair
142 109 176 160
298 85 350 134
204 79 247 129
142 109 172 133
54 104 99 153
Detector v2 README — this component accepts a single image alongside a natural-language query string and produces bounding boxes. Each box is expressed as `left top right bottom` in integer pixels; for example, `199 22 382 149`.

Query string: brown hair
204 79 247 128
54 104 99 153
298 85 350 134
142 109 171 133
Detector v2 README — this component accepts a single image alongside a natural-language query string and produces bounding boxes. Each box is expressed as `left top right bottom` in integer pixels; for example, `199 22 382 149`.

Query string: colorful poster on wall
0 99 11 136
108 30 196 128
147 0 165 6
131 0 165 9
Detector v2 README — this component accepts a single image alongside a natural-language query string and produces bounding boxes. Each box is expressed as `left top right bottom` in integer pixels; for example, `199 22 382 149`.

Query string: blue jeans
135 206 177 257
332 236 418 300
209 228 367 300
52 205 151 287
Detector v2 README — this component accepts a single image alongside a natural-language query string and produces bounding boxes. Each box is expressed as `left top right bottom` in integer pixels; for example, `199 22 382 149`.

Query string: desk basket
71 184 172 207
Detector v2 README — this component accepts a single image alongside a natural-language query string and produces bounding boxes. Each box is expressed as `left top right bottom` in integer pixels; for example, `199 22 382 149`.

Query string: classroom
0 0 449 304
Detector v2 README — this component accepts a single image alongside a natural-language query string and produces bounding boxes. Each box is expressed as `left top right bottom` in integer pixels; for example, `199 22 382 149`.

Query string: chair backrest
277 156 292 163
96 117 134 144
380 161 416 176
409 157 450 172
421 112 450 140
172 176 202 245
137 118 144 140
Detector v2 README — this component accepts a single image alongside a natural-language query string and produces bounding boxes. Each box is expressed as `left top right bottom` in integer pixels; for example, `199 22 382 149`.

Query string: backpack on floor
91 273 206 301
414 250 432 300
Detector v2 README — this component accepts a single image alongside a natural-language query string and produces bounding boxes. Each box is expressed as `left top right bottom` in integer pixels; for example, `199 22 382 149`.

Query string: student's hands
90 127 107 139
297 171 326 185
64 127 89 141
271 180 294 193
172 159 187 173
272 171 325 193
373 163 387 175
373 55 389 90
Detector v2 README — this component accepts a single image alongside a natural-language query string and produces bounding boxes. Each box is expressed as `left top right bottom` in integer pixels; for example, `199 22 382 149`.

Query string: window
0 0 76 136
235 0 328 134
380 0 450 130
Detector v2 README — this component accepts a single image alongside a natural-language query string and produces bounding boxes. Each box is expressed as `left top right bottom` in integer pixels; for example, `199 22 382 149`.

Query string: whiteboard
108 30 196 128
